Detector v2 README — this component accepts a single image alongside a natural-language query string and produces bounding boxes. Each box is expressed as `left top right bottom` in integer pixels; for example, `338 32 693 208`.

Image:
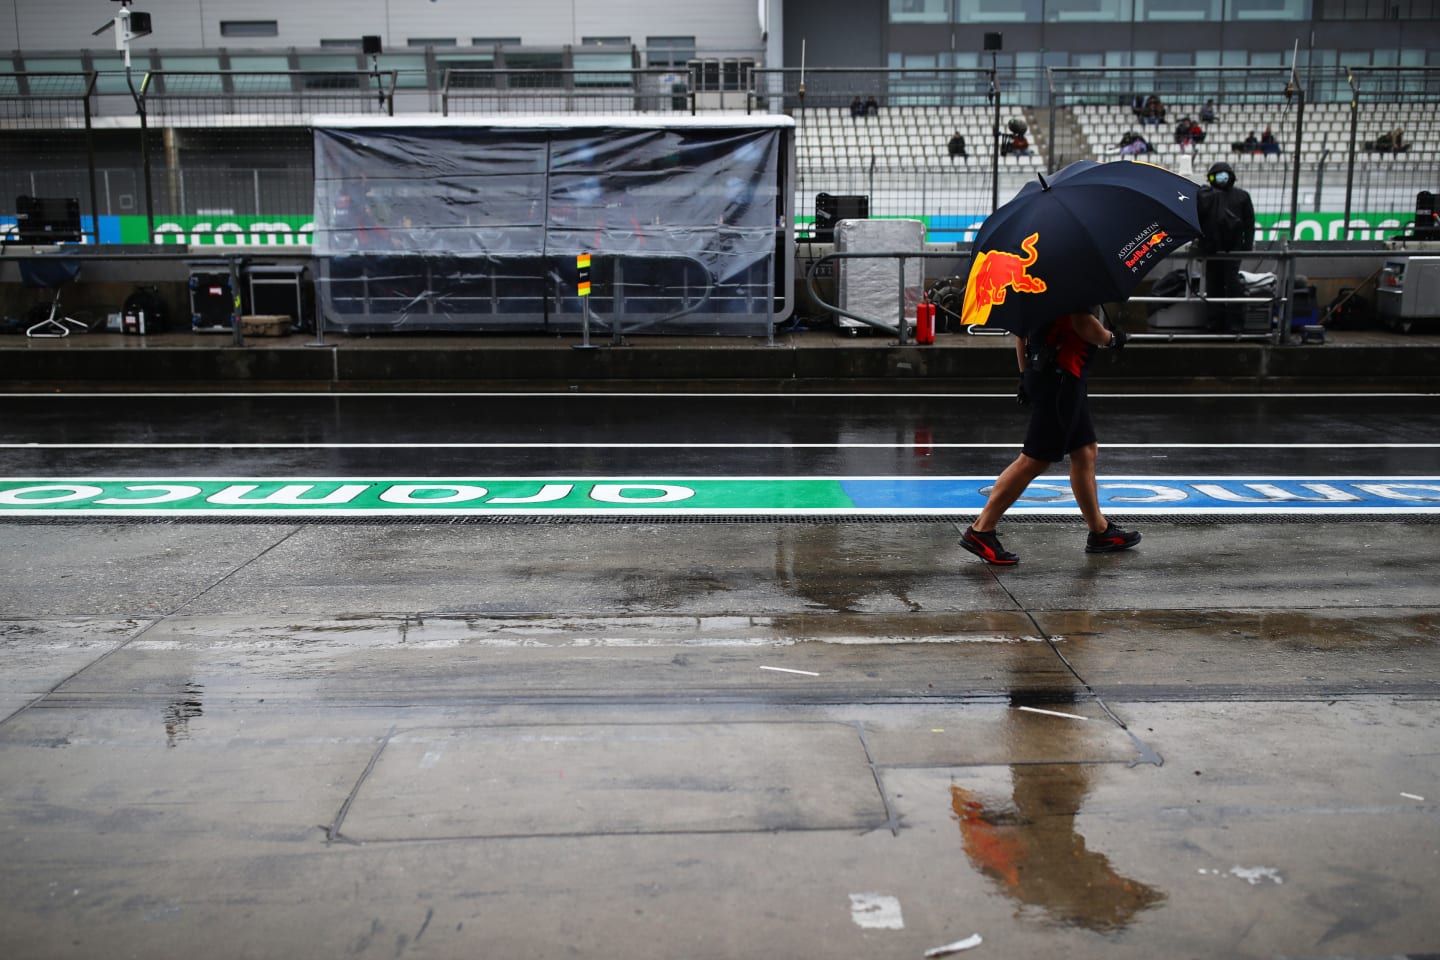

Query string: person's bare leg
1068 443 1108 533
974 453 1051 532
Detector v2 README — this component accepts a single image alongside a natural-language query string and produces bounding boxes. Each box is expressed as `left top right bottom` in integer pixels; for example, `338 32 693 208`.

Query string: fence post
83 73 101 245
228 254 245 346
896 255 910 346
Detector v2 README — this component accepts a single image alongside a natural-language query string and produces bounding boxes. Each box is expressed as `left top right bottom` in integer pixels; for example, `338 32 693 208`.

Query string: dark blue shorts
1021 370 1096 463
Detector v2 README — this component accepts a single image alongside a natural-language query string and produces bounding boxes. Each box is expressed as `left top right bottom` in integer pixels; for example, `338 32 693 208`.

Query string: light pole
986 33 1003 214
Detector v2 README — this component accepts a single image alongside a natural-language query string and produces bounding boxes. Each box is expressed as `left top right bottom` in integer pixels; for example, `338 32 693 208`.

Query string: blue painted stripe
840 477 1440 513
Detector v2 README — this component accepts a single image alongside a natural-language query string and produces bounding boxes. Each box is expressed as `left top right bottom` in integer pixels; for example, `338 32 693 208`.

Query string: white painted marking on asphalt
1017 705 1090 721
8 390 1439 399
849 893 904 930
6 442 1440 450
419 751 443 770
1400 792 1425 801
1229 866 1284 885
759 665 820 677
925 934 984 956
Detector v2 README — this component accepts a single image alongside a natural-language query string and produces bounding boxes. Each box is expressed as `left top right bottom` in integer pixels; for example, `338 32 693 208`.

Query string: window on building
889 0 949 22
408 38 458 47
228 55 293 94
575 48 633 87
1133 0 1218 20
296 53 364 88
220 21 280 38
320 39 363 49
1226 0 1309 19
91 54 152 93
472 38 522 47
956 0 1042 22
504 50 566 88
645 36 696 69
1045 0 1133 21
582 36 630 47
373 53 430 89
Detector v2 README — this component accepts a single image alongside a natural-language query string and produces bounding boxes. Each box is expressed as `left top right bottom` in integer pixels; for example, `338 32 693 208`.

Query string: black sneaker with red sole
960 526 1019 565
1085 524 1142 554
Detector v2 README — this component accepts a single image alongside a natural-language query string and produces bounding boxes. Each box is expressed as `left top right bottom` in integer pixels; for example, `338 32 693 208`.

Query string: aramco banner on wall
2 477 1438 516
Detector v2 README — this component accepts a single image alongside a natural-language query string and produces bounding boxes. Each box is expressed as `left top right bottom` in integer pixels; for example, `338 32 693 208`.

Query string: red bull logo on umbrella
1119 223 1172 272
962 232 1048 327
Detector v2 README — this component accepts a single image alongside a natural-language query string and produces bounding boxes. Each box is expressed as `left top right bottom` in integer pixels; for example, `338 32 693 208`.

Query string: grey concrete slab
0 710 373 848
1036 607 1440 699
33 612 1079 706
0 617 149 718
0 524 297 617
982 521 1440 611
1 699 1434 960
180 523 1017 616
344 720 885 841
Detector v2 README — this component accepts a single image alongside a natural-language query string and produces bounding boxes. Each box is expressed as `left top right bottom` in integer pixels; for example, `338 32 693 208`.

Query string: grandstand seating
792 105 1044 170
793 101 1432 170
1071 101 1433 168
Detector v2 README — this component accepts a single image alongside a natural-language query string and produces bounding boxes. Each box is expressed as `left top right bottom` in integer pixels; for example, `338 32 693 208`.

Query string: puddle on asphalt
1044 609 1440 652
948 768 1165 931
773 526 934 613
162 681 204 747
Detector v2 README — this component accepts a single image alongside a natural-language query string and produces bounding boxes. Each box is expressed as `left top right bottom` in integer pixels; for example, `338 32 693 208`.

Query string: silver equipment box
834 218 925 332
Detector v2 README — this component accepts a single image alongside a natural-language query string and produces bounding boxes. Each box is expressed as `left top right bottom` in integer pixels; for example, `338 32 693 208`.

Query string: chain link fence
0 73 99 243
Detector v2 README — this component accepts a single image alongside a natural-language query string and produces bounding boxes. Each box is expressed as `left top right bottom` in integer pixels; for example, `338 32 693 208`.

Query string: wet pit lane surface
3 390 1439 476
2 389 1439 959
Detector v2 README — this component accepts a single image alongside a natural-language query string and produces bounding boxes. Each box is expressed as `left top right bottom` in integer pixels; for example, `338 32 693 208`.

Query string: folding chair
21 258 86 338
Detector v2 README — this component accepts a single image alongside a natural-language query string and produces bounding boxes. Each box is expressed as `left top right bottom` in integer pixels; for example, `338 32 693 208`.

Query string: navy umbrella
960 159 1203 336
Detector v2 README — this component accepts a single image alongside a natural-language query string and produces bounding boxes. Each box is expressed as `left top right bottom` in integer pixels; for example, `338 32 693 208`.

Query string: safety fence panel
311 117 789 335
0 73 99 243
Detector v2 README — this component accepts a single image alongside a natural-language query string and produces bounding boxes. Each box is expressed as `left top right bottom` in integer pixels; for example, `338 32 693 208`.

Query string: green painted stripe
0 479 856 514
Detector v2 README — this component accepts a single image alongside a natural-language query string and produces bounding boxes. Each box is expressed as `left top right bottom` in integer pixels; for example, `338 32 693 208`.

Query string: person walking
960 309 1141 565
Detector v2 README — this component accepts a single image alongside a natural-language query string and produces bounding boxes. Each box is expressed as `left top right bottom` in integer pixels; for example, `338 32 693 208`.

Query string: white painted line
1 473 1437 482
1229 866 1284 885
8 390 1439 400
759 665 820 677
926 934 984 956
849 893 904 930
1400 792 1425 801
1017 705 1090 721
6 442 1440 450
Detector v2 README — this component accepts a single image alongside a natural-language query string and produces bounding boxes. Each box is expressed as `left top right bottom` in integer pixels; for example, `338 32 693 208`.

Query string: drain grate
2 514 1436 527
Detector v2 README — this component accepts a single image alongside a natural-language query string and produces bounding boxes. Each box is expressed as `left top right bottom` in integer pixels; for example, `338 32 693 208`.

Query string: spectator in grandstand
1260 127 1281 155
1197 161 1256 333
864 95 880 117
1140 95 1166 125
1200 98 1217 123
850 96 864 118
1173 116 1205 148
1118 130 1152 156
1232 131 1260 154
1374 127 1410 153
948 131 968 159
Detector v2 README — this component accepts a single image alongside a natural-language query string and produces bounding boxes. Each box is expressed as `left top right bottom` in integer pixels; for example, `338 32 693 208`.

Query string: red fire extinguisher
916 302 936 345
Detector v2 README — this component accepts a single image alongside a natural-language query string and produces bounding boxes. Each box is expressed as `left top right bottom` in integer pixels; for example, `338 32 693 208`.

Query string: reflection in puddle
163 681 204 747
949 769 1164 931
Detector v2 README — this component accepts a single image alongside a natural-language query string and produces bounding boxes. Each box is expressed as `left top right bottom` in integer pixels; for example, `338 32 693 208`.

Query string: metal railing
5 65 1438 253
